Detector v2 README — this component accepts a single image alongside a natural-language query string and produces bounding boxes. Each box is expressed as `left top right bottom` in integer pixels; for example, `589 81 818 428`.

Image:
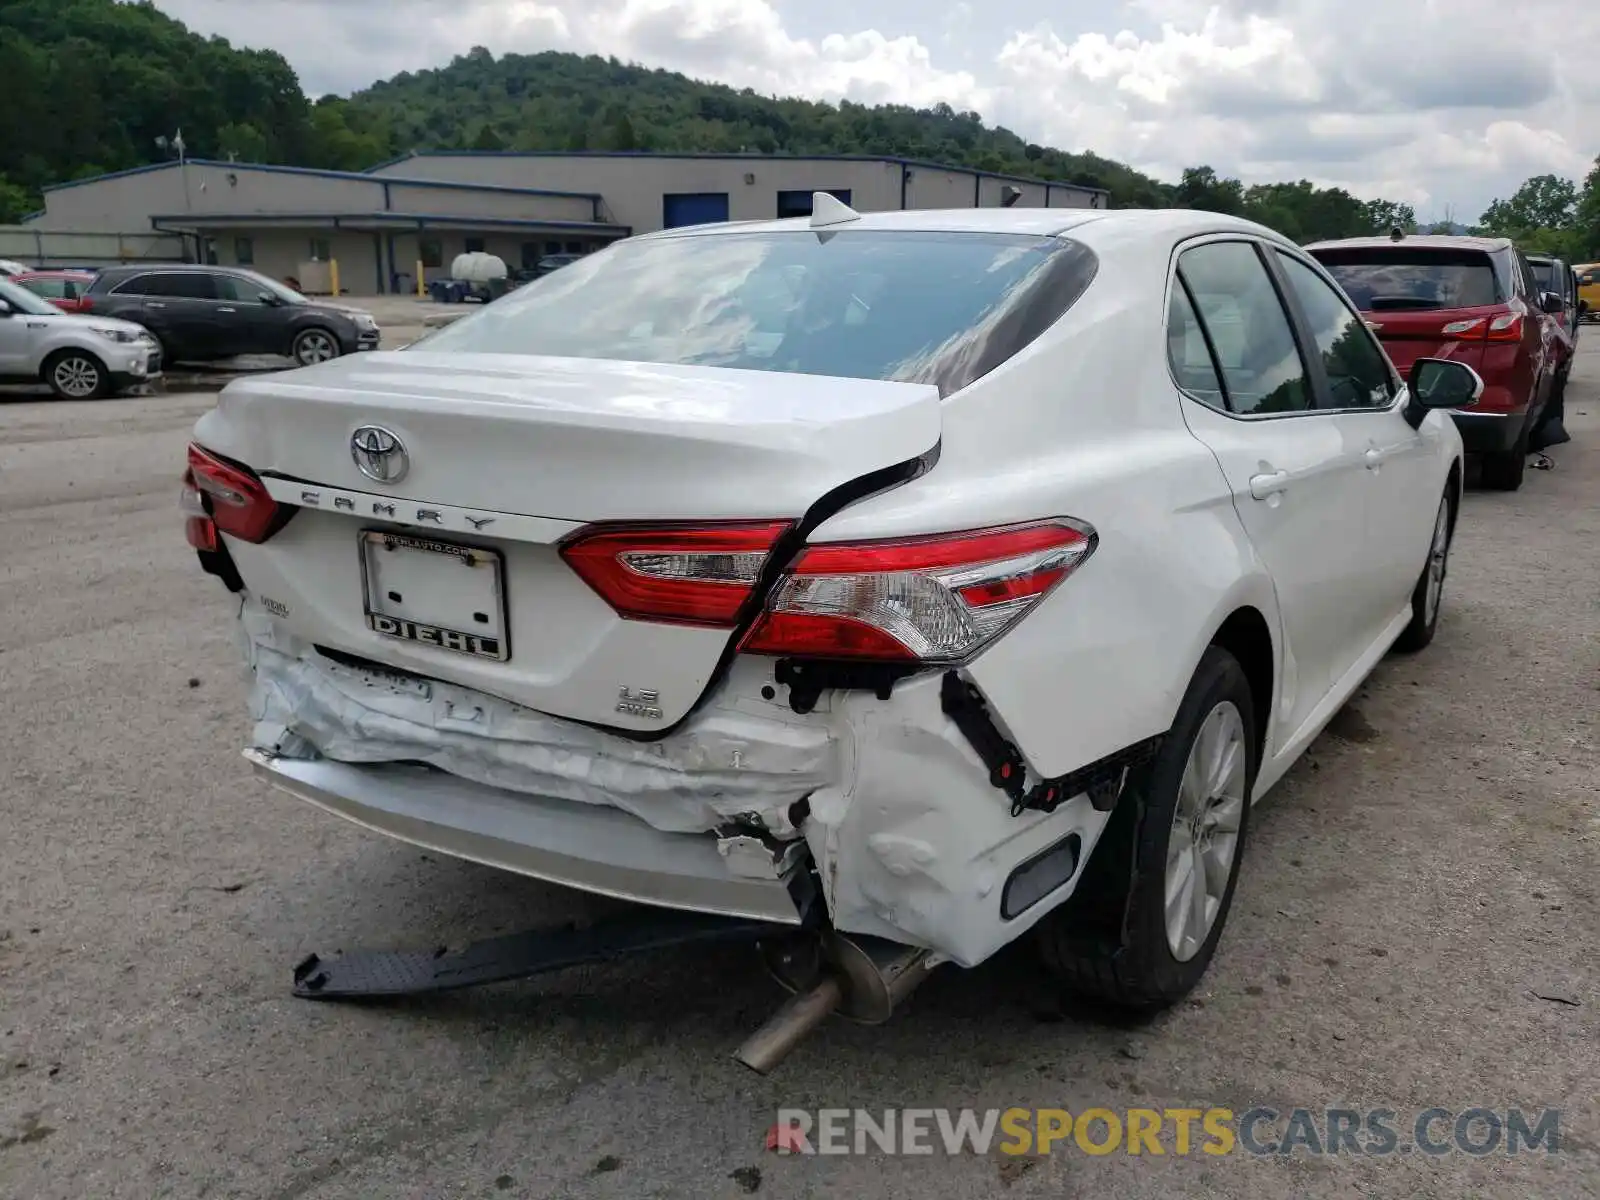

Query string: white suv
0 277 161 398
183 204 1469 1037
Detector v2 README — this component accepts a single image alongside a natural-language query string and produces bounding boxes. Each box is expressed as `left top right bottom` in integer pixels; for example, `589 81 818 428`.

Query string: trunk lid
197 351 941 520
197 351 942 730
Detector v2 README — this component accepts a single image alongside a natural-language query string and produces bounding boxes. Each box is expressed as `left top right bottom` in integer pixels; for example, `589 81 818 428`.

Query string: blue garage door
663 193 731 229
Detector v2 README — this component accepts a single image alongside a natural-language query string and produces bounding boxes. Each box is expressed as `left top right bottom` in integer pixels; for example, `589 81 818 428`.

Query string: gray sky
154 0 1600 222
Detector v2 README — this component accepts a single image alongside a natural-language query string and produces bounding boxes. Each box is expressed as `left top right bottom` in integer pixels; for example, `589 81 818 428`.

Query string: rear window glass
420 231 1098 396
1529 259 1555 290
1310 247 1504 311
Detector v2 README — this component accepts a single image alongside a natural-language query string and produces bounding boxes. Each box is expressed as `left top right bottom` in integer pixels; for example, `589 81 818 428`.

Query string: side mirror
0 300 12 318
1541 291 1564 315
1404 357 1483 428
259 291 282 307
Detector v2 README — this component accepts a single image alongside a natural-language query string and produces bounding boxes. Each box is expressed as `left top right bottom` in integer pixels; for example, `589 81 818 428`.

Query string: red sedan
11 270 97 314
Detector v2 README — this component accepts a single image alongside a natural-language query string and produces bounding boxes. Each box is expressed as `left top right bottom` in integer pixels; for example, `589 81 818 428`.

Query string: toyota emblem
350 425 409 483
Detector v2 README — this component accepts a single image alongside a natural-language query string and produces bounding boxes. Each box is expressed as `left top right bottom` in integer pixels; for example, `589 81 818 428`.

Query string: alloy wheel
52 356 101 398
1423 498 1450 627
296 331 338 365
1165 700 1247 962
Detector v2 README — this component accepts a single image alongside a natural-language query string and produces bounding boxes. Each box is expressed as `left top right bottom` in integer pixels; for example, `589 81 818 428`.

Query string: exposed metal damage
240 603 835 838
239 601 1118 970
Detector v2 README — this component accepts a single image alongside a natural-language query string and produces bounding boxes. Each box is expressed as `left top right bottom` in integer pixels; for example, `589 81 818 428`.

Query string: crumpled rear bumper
244 747 806 924
239 605 1117 967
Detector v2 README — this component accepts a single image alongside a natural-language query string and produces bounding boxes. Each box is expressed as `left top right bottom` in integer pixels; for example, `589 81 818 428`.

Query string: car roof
632 206 1286 247
97 263 232 275
1305 234 1514 255
16 269 94 278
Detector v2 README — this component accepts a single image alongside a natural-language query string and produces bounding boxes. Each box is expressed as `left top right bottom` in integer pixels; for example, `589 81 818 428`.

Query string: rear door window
1311 247 1503 311
122 273 217 299
1177 241 1313 415
1166 284 1226 408
22 277 66 299
1274 253 1395 409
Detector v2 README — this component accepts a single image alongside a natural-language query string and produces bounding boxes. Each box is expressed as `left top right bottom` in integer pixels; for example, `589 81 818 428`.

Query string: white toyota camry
183 200 1471 1051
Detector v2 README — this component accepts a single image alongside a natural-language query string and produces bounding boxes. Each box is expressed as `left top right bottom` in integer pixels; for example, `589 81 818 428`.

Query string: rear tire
1036 646 1257 1014
1479 419 1529 491
292 327 341 366
44 350 109 400
1392 489 1453 654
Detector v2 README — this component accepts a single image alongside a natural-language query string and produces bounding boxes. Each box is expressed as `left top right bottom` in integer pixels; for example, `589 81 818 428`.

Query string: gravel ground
1 348 1596 1199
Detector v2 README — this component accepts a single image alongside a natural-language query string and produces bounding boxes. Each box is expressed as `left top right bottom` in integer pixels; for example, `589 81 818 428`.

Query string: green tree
470 124 506 151
1175 166 1245 215
1480 174 1578 234
1566 158 1600 260
0 175 34 223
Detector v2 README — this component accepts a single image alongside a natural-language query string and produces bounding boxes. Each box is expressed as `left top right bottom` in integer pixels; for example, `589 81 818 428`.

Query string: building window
566 241 583 254
308 237 331 261
521 242 540 269
465 237 486 253
544 240 562 256
419 238 443 269
234 237 254 265
776 189 852 219
202 238 220 265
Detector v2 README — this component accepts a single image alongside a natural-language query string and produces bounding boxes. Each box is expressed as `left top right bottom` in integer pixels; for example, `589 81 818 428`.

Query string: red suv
11 270 97 314
1307 234 1556 490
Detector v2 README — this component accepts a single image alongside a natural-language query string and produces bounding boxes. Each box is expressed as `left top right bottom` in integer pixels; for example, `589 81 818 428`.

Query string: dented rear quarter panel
809 267 1280 782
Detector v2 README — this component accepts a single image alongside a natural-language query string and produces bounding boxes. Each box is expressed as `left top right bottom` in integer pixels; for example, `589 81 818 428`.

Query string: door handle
1249 470 1289 500
145 302 166 309
217 307 236 313
1364 448 1384 470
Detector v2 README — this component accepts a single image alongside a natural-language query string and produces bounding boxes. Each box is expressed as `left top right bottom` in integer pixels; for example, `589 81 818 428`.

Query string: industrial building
19 152 1109 295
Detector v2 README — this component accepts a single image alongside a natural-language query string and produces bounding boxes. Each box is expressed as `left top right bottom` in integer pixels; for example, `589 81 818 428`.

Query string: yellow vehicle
1575 262 1600 321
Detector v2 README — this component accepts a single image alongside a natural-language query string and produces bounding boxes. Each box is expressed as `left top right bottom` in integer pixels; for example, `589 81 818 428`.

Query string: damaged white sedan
183 200 1471 1062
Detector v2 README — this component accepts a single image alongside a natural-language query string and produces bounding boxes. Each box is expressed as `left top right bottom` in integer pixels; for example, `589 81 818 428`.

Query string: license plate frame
358 529 509 662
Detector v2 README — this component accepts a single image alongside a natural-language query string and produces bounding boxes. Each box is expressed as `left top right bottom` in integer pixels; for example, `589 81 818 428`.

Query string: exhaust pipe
733 932 936 1074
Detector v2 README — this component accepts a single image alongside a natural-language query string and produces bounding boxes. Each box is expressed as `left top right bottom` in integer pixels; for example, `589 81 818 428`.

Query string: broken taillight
741 519 1096 662
560 521 792 626
183 442 283 544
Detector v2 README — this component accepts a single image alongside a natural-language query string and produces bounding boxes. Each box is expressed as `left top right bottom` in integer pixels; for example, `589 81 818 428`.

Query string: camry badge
350 425 409 484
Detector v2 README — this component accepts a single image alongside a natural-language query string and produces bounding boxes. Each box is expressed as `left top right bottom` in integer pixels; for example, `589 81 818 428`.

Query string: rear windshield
1310 247 1505 311
419 230 1098 396
1529 259 1556 290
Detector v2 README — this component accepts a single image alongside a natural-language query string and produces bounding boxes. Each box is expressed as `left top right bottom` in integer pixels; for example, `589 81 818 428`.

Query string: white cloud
152 0 1600 221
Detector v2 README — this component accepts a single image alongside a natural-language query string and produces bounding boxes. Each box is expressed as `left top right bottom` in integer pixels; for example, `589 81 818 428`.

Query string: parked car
0 277 161 398
1526 254 1580 448
83 265 380 367
11 269 97 313
183 206 1470 1031
1574 262 1600 323
1308 233 1554 490
534 252 584 276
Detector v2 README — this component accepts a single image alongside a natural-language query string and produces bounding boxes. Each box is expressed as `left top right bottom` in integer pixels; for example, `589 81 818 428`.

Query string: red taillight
1485 310 1524 341
560 521 791 626
181 470 219 551
741 519 1095 663
184 442 282 544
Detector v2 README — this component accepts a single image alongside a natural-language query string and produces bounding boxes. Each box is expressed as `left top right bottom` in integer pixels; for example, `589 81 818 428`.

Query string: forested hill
2 0 1416 242
343 48 1173 207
